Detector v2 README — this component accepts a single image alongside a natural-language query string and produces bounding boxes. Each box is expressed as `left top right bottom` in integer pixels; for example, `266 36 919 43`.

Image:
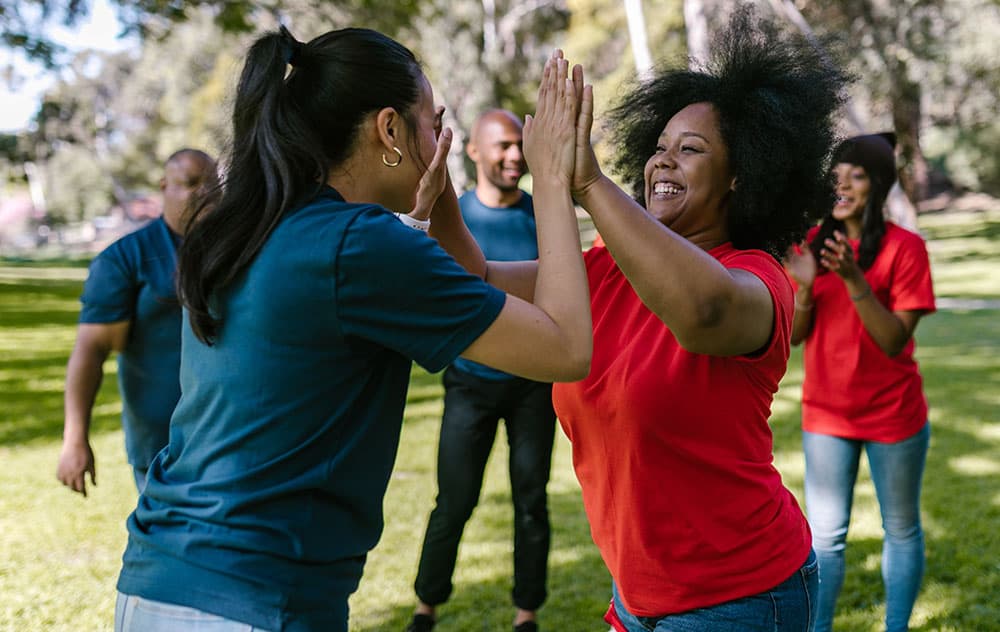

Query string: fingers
433 105 445 139
429 127 452 171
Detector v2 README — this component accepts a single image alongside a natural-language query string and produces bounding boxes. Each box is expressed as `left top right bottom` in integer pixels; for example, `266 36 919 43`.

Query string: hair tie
279 25 302 66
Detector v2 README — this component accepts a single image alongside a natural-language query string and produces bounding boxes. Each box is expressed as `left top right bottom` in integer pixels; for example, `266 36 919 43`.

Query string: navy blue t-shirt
79 217 181 469
117 187 506 631
452 190 538 381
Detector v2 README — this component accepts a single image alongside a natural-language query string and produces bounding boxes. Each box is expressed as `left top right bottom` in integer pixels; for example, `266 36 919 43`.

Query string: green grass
1 207 999 631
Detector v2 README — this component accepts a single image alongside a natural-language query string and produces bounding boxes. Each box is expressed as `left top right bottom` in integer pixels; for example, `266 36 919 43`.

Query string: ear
159 177 167 193
730 176 738 192
465 140 479 163
374 107 402 152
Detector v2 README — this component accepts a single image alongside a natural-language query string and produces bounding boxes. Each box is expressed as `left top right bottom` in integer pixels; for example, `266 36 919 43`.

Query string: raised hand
523 51 579 186
820 230 863 282
570 63 601 199
783 240 817 288
411 123 453 221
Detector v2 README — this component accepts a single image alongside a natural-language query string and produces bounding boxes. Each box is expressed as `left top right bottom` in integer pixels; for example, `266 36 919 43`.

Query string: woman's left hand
410 121 453 221
820 230 863 282
523 52 579 186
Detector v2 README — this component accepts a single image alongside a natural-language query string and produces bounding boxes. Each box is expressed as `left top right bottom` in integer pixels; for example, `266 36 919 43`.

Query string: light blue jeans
803 423 929 632
610 551 819 631
115 593 274 632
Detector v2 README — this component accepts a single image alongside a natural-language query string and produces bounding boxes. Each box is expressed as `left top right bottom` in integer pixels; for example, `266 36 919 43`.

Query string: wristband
850 286 872 302
394 212 430 232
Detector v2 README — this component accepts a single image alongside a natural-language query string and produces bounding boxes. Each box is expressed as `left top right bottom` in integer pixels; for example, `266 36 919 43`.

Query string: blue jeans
610 551 818 631
803 424 929 632
115 593 275 631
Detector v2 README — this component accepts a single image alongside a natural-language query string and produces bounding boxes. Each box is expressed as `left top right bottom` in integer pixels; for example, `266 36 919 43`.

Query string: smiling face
831 162 870 224
643 102 734 242
468 111 525 195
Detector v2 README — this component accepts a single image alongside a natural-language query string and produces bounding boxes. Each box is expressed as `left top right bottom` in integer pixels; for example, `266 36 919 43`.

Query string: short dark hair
606 4 849 259
178 27 424 344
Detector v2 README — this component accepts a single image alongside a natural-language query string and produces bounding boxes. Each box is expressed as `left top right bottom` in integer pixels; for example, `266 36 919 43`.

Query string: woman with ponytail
113 27 590 632
784 133 935 632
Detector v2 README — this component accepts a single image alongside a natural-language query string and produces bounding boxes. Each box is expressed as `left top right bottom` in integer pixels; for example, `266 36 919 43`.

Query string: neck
476 183 521 208
163 212 185 236
844 217 863 240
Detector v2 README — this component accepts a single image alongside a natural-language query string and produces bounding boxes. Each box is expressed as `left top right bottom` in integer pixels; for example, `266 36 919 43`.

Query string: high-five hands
523 51 582 186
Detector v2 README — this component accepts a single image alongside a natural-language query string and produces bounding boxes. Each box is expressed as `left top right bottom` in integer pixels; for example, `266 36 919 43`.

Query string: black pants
414 366 556 611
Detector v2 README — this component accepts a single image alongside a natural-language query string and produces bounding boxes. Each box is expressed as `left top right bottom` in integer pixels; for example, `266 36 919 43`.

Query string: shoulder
717 244 783 274
881 222 930 258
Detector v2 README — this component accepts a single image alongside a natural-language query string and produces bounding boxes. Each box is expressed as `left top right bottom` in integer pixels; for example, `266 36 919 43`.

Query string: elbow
558 343 592 382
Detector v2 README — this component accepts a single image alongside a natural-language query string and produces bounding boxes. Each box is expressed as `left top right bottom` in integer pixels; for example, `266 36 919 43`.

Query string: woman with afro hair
784 133 934 632
432 5 849 630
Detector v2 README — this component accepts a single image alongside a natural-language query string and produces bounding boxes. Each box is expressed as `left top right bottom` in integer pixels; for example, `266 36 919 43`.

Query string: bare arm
790 285 816 345
57 321 129 496
784 243 818 346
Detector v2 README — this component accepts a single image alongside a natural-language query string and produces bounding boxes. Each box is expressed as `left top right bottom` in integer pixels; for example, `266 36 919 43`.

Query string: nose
652 148 676 170
507 144 524 163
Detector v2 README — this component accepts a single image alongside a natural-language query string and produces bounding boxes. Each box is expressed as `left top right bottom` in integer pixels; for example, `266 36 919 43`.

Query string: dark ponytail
178 27 423 344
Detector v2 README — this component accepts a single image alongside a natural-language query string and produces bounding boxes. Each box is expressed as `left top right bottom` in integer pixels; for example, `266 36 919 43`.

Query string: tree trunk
891 64 929 206
624 0 653 77
683 0 710 65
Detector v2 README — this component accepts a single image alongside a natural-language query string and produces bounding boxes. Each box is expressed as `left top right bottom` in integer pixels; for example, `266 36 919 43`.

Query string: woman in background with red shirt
784 133 935 632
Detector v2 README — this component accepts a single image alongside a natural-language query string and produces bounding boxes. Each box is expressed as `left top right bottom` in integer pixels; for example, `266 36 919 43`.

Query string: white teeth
654 182 682 195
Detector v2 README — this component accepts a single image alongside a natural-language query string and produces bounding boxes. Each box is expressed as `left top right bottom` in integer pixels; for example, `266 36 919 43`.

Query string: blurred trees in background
1 0 999 226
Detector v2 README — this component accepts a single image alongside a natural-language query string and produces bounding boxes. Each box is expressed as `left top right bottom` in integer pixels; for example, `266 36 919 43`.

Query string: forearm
790 285 815 345
63 348 107 443
843 278 909 355
427 179 487 278
531 177 592 364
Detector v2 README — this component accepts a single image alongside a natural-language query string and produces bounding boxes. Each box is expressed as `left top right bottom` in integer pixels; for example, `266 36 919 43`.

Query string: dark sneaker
514 622 539 632
405 613 436 632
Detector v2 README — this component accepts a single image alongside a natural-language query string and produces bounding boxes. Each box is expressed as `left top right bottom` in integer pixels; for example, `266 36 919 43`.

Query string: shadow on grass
0 277 123 447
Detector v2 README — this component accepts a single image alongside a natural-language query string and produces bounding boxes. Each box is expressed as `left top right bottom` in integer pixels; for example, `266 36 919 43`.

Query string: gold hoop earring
382 147 403 168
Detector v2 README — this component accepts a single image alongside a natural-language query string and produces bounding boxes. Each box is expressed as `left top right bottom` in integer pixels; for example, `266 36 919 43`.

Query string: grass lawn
1 205 998 631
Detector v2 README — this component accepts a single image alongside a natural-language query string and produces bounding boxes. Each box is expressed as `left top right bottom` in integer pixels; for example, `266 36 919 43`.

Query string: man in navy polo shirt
57 148 217 494
408 110 556 632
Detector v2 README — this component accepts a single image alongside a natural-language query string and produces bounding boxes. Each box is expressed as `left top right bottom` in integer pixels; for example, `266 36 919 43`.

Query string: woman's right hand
783 240 817 289
410 126 453 221
570 63 601 201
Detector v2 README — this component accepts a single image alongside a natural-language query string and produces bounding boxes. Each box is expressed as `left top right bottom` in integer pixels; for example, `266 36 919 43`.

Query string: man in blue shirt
408 110 556 632
57 148 217 495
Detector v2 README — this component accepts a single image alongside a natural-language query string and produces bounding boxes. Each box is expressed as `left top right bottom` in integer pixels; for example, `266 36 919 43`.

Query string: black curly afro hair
605 4 850 260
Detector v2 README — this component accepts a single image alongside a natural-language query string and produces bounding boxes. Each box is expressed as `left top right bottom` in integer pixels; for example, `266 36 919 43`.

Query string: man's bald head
161 148 218 235
467 109 526 204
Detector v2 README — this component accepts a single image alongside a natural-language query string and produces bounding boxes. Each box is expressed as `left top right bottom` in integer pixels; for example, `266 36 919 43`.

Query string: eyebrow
658 131 711 144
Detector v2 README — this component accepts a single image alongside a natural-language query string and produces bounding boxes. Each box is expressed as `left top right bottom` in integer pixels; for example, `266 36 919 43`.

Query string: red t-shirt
553 243 812 617
799 222 935 442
